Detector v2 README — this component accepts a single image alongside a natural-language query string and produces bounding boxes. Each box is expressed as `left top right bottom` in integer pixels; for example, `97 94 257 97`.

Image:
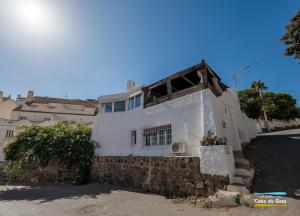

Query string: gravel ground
0 183 299 216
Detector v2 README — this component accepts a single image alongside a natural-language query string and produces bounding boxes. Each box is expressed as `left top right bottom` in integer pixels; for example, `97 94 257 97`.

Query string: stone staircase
227 152 255 194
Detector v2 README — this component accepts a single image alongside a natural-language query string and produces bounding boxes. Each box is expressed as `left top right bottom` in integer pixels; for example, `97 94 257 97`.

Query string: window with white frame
101 102 113 113
114 101 126 112
143 124 171 146
128 97 134 110
128 94 141 110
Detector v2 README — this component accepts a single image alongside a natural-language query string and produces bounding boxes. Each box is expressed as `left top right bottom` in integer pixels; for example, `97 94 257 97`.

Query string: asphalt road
245 128 300 198
0 184 299 216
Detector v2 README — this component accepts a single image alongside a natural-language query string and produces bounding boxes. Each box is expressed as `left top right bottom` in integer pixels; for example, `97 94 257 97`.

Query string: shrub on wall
201 131 227 146
3 121 95 184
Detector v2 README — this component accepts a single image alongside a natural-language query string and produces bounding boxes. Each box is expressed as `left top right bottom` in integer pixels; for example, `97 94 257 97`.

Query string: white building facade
92 61 258 179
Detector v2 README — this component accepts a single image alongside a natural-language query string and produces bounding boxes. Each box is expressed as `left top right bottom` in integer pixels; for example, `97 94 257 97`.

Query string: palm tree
251 81 269 131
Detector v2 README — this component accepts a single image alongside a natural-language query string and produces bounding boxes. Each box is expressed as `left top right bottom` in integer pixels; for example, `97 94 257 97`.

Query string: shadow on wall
244 132 300 199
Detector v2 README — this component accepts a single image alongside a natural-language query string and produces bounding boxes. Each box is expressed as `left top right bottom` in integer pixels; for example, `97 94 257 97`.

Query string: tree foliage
238 89 262 119
281 9 300 60
4 121 95 183
264 92 298 120
239 89 299 120
250 81 268 92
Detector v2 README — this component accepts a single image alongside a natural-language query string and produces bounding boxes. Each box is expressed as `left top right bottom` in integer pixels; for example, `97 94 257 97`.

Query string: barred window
166 126 172 145
5 130 14 138
143 124 171 146
159 129 165 145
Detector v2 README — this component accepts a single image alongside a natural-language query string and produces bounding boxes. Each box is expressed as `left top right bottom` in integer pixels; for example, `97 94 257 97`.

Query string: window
6 130 14 138
128 94 141 110
102 102 112 113
128 97 134 110
135 94 141 108
131 130 137 145
114 101 126 112
151 131 157 146
143 124 171 146
166 126 172 145
145 133 151 146
159 130 165 145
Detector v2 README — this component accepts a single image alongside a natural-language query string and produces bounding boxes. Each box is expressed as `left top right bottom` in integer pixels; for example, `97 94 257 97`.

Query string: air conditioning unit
171 141 187 154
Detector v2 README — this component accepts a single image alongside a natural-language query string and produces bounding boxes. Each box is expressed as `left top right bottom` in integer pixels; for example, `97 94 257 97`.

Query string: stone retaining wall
0 161 78 185
91 156 229 197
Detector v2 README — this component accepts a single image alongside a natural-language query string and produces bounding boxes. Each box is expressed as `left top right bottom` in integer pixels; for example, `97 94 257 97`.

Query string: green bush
4 121 95 184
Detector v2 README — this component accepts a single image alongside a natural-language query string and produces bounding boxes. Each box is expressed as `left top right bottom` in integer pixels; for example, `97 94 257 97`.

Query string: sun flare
8 0 62 39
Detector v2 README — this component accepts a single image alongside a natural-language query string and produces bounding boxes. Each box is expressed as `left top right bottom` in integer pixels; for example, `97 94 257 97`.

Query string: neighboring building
92 60 258 181
0 90 99 160
0 91 16 120
11 91 98 124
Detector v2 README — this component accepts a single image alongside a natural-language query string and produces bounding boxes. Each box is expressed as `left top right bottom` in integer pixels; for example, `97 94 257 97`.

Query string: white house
92 60 258 180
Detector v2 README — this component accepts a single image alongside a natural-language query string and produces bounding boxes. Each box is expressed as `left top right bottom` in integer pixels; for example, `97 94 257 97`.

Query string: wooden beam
182 75 196 86
167 79 172 99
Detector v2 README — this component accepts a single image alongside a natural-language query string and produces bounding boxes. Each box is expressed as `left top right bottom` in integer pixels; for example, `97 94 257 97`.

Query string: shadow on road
245 132 300 199
0 183 121 202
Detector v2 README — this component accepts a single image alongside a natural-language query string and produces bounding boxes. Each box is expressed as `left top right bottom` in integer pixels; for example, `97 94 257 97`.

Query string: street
245 128 300 198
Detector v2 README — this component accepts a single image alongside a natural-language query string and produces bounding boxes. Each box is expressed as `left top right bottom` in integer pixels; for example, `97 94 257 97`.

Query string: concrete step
234 158 250 166
227 184 250 195
234 168 255 178
231 176 245 185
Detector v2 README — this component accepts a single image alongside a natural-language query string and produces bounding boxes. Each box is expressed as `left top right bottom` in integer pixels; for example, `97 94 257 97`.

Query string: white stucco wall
93 90 207 157
199 145 235 178
92 87 259 178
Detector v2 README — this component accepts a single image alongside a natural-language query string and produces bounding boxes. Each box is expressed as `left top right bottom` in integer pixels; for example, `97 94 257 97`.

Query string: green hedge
4 121 95 184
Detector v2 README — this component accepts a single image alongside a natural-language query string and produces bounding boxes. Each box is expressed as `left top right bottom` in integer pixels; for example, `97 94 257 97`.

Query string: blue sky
0 0 299 104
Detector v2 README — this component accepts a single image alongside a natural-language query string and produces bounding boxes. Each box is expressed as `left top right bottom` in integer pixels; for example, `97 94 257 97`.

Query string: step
227 184 250 195
234 158 250 166
234 168 255 178
233 151 244 159
231 176 245 185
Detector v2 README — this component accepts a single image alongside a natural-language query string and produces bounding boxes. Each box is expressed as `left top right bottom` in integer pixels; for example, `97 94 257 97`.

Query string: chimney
0 91 3 103
27 90 34 102
127 80 136 92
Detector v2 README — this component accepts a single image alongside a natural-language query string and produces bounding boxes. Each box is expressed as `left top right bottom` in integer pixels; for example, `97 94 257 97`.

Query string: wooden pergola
143 60 228 108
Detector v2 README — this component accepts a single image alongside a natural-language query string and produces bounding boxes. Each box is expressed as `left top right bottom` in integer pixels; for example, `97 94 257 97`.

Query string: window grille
143 124 171 146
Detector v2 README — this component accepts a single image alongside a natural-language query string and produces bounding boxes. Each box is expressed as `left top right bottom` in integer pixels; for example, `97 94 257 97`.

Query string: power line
232 41 280 89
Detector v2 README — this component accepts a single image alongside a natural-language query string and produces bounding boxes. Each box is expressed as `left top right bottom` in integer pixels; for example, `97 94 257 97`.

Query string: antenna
65 90 68 99
232 65 251 90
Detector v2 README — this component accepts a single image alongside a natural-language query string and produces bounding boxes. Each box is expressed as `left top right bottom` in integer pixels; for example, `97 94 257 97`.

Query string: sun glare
8 0 62 40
